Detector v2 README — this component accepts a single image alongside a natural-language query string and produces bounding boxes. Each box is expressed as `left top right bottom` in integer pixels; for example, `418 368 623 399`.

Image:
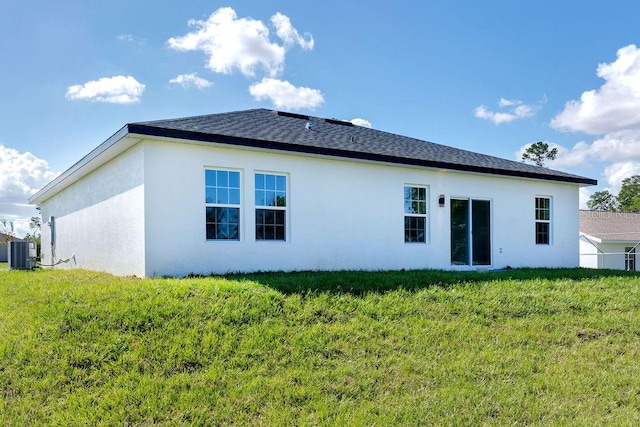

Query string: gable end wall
38 144 146 276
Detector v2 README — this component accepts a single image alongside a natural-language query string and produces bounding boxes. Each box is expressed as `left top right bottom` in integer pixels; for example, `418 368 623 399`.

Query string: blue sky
2 0 640 235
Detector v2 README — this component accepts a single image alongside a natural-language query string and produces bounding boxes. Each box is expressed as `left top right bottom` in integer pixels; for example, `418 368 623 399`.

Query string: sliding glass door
450 199 491 266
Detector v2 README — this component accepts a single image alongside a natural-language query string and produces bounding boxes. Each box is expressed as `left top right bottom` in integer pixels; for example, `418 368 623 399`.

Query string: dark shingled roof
129 108 595 185
580 210 640 242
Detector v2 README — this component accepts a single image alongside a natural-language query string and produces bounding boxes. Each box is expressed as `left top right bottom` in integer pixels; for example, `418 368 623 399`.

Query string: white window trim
535 196 552 245
403 184 429 244
204 167 243 242
254 171 289 243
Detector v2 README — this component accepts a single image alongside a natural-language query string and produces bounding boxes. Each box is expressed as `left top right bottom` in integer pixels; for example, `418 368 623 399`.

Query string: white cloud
117 34 145 46
249 78 323 110
603 161 640 193
533 130 640 169
271 12 314 50
169 73 213 89
167 7 312 78
474 98 539 124
350 118 372 128
66 75 145 104
498 98 518 107
579 187 591 209
117 34 134 42
551 44 640 134
0 145 57 237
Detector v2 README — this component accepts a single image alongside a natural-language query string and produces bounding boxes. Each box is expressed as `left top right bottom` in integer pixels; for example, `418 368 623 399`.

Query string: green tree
587 190 619 211
617 175 640 212
521 141 558 167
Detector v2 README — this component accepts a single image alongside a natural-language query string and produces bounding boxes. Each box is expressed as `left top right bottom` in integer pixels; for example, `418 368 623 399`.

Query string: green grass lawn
2 268 640 425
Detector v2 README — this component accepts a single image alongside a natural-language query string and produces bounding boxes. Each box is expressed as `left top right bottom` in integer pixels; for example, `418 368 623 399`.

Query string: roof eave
29 125 136 204
128 124 597 186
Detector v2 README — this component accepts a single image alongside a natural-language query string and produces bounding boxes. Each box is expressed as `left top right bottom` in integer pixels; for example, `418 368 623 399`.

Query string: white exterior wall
142 139 581 277
39 144 145 276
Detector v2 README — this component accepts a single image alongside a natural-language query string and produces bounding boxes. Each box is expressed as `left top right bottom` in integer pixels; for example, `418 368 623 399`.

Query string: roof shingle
131 108 596 185
580 210 640 242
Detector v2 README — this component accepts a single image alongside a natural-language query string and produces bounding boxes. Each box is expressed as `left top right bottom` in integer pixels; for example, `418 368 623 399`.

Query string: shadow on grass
210 268 640 295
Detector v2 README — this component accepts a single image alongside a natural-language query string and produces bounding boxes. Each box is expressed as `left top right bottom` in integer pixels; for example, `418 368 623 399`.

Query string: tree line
587 176 640 212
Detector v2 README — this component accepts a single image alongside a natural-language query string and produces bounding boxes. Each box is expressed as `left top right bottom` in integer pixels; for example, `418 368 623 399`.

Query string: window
626 247 636 271
205 169 240 240
535 197 551 245
404 186 427 243
255 173 287 241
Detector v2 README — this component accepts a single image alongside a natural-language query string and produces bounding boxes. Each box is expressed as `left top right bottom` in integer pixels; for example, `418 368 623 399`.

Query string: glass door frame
450 197 492 267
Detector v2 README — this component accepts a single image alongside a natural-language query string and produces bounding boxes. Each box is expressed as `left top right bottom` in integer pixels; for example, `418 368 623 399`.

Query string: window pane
205 207 216 222
256 225 265 240
256 209 285 241
536 222 550 245
228 224 238 240
451 199 469 264
404 186 427 214
404 216 425 243
206 224 218 240
216 170 228 187
218 188 229 204
276 193 286 207
264 226 274 240
472 200 491 266
229 171 240 188
276 175 286 191
266 190 276 206
227 207 238 223
229 189 240 205
264 210 275 225
206 207 239 240
535 197 550 220
266 174 276 190
255 174 264 190
205 170 216 186
255 190 264 206
205 188 216 204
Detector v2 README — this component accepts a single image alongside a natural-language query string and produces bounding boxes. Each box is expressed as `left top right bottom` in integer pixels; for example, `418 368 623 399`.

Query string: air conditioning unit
8 241 36 270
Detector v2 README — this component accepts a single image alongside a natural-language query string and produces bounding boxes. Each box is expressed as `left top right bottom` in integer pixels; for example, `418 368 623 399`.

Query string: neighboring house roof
30 109 596 204
580 210 640 243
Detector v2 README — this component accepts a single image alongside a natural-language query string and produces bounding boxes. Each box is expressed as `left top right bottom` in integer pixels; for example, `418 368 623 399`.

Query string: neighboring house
580 210 640 270
0 233 11 262
29 109 596 277
0 234 22 263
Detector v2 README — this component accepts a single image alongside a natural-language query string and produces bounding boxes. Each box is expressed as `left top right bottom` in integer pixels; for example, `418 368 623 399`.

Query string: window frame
254 172 288 242
404 185 428 244
535 196 551 245
205 168 242 241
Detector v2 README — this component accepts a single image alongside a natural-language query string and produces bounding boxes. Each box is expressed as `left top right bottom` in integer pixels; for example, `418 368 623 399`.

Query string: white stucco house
580 210 640 270
29 109 596 277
